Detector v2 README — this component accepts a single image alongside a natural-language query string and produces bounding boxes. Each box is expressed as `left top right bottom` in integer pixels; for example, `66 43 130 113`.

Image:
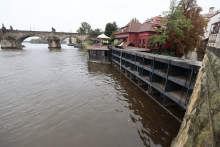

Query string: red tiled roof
115 22 142 34
116 16 166 34
143 16 166 26
86 45 109 50
138 23 155 32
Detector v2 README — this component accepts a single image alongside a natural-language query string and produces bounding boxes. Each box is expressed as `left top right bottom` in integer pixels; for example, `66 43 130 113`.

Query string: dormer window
122 28 124 32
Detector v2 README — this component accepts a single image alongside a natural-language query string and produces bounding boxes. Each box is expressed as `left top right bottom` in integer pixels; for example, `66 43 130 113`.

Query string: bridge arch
17 34 48 43
60 35 82 45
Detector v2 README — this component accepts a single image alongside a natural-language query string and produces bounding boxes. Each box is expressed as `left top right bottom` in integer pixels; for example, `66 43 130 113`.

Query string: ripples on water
0 43 180 147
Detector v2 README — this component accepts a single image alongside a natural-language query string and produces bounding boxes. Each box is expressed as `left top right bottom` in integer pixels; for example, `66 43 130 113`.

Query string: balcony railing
210 29 219 34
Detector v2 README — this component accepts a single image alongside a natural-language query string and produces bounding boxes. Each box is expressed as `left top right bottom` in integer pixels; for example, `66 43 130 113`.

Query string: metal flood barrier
110 47 201 121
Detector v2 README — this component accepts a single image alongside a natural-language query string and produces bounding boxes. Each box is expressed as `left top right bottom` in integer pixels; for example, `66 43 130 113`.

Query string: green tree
169 0 208 53
104 22 118 38
148 0 193 54
110 30 118 42
76 38 82 45
131 17 140 23
77 22 91 34
69 37 72 44
90 28 102 38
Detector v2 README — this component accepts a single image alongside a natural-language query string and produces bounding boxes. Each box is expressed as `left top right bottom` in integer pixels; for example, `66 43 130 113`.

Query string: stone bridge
0 29 90 49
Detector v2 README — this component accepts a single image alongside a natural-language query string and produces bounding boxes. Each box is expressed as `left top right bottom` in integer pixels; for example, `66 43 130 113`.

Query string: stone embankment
171 46 220 147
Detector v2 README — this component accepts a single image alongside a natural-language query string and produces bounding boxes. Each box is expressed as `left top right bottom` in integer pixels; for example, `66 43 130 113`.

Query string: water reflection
0 43 179 147
87 62 180 146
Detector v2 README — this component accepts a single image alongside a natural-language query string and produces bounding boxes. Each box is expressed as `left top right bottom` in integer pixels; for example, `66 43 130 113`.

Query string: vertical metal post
150 57 155 83
134 53 137 74
185 66 194 105
141 55 145 76
120 50 122 70
164 60 170 94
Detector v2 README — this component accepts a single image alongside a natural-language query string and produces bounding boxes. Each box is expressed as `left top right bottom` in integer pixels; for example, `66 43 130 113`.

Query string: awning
97 34 110 39
115 36 128 39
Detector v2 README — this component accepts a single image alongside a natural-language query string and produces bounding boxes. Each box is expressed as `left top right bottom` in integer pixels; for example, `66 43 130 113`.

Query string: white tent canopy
97 34 110 39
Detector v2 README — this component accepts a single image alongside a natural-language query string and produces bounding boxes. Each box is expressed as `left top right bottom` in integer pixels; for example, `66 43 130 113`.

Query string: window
133 39 136 46
138 39 141 48
122 28 124 32
142 39 146 48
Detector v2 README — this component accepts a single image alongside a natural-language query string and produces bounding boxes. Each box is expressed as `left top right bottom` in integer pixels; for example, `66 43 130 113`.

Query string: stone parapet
171 48 220 146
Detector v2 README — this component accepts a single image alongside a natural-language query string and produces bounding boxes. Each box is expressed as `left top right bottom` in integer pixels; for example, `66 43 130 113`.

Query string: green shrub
84 40 94 51
111 41 122 46
155 51 178 57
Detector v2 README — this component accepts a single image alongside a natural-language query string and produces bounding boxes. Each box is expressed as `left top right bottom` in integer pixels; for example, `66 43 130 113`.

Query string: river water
0 43 180 147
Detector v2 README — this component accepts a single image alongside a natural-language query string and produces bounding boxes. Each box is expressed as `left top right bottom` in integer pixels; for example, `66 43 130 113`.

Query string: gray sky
0 0 219 33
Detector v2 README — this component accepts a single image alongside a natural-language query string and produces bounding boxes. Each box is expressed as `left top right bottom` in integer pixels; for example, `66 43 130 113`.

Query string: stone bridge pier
0 28 90 49
47 37 61 48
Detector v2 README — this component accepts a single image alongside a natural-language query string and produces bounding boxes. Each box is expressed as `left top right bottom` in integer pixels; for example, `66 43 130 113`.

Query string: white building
203 7 220 39
185 7 220 61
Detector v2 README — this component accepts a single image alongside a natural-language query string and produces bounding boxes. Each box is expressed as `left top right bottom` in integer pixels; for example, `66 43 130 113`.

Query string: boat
68 43 74 46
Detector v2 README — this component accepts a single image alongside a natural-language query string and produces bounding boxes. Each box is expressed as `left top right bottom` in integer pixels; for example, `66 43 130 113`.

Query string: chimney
86 29 88 34
209 7 214 14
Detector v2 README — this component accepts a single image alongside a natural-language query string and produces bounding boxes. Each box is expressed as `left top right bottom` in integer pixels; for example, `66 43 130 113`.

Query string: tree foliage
77 22 91 34
90 28 102 38
76 38 82 45
69 37 72 44
30 38 47 44
169 0 208 53
110 30 118 42
148 0 207 54
84 40 94 50
104 22 118 38
131 17 140 23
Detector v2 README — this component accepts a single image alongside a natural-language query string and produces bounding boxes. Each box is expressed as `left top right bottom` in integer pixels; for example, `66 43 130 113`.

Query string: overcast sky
1 0 219 33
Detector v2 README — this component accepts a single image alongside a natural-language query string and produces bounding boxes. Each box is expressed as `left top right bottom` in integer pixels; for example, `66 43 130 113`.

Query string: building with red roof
115 16 171 50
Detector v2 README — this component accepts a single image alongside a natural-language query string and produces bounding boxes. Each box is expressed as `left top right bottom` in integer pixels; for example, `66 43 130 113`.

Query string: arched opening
60 36 82 48
20 36 48 49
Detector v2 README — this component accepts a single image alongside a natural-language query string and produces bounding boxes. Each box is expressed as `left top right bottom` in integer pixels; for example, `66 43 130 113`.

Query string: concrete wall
171 47 220 147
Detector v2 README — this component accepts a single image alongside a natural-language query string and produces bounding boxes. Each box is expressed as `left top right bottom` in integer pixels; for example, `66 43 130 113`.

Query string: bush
84 40 94 51
155 51 178 57
111 41 122 46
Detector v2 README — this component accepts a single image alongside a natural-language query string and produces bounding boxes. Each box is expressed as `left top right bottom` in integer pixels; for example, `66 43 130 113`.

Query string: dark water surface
0 43 180 147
